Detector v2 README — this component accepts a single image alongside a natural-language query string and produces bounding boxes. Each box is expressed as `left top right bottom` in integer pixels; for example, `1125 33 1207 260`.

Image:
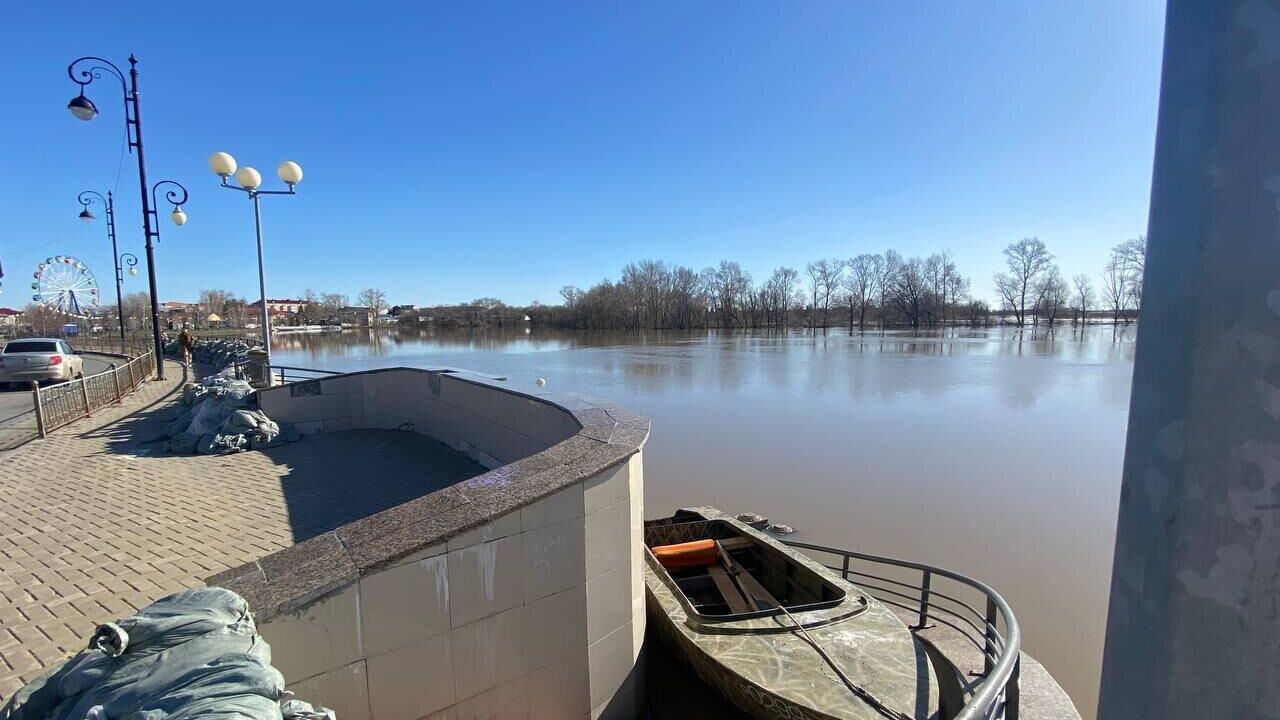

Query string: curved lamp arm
67 56 127 95
151 180 188 212
77 190 107 211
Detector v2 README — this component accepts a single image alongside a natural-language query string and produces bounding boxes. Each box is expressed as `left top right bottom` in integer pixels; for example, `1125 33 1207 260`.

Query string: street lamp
210 151 302 367
67 54 177 379
77 190 140 340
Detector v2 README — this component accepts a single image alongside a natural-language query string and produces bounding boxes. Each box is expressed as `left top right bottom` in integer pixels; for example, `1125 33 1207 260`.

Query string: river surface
272 325 1136 717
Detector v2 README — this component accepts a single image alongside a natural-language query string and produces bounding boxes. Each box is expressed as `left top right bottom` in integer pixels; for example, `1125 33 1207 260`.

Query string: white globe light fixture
212 150 306 372
170 206 188 226
277 161 303 186
129 266 139 277
235 166 262 191
209 152 237 178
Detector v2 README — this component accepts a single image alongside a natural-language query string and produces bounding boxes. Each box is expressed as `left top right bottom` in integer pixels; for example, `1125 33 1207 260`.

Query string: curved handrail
785 540 1021 720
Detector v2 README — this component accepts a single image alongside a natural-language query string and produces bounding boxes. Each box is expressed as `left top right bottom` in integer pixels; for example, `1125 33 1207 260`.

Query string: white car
0 338 85 387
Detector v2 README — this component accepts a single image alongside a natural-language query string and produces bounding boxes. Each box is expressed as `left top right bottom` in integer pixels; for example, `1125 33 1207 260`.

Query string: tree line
530 237 1146 331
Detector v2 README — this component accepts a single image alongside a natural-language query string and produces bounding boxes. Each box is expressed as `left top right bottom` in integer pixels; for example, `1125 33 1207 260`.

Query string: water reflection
273 324 1136 717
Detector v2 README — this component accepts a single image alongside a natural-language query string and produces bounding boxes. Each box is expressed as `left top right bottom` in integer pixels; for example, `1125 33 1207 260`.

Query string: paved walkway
0 366 483 700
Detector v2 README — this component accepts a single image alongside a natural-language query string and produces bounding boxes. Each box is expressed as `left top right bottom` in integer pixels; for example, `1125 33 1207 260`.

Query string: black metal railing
269 364 341 385
785 541 1021 720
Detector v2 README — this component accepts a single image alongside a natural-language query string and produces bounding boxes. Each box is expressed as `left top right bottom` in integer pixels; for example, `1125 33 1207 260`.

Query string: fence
31 349 157 437
73 336 154 358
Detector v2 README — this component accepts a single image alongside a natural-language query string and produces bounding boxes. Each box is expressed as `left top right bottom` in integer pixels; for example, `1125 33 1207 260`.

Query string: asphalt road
0 354 117 449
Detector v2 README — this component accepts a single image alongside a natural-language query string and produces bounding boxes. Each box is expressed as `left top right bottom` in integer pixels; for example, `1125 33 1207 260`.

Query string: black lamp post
67 54 181 379
77 190 137 340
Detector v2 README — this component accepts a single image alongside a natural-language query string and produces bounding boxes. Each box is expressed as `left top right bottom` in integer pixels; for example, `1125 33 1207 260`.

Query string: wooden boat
644 507 941 720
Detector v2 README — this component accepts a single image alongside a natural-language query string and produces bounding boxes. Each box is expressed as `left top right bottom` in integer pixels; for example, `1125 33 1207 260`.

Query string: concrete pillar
1098 2 1280 718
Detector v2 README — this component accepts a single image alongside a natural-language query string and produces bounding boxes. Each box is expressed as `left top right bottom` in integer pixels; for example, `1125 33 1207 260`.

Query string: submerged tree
843 253 882 330
1071 274 1093 325
805 259 843 330
1100 254 1129 324
993 237 1054 325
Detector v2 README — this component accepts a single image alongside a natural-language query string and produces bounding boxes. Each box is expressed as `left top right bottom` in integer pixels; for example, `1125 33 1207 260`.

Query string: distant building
248 298 307 315
388 304 416 317
161 301 199 329
0 308 19 335
248 298 307 326
339 306 373 326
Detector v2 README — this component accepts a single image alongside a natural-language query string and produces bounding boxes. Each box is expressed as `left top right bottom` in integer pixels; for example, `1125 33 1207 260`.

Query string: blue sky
1 1 1165 308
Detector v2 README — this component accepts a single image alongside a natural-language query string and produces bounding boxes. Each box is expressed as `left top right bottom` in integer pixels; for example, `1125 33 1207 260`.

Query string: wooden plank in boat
716 539 782 612
707 565 753 614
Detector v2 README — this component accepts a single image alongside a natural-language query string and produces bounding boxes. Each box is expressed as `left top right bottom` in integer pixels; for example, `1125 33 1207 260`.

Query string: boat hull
644 507 941 720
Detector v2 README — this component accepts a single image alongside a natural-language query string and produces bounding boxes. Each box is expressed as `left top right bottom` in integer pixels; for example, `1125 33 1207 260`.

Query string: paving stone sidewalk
0 364 482 700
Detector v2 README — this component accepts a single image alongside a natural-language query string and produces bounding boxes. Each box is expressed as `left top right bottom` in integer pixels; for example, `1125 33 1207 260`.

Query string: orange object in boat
652 539 719 569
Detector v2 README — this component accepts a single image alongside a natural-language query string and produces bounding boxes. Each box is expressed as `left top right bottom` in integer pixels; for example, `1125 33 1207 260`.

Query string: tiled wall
259 455 644 720
258 370 582 469
252 371 646 719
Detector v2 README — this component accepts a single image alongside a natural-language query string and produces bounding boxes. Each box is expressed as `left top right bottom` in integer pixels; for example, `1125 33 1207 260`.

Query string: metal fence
72 336 154 358
31 349 156 437
785 540 1021 720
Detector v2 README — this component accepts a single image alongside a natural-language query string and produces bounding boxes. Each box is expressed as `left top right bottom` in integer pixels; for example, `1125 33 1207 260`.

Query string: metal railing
32 349 156 436
270 365 341 385
73 336 154 358
785 541 1021 720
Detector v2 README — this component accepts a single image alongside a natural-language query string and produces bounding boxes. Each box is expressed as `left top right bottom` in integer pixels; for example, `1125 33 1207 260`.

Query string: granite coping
207 367 649 621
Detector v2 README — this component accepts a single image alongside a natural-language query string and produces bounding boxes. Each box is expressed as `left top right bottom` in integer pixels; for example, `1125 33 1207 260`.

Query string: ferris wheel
32 256 99 316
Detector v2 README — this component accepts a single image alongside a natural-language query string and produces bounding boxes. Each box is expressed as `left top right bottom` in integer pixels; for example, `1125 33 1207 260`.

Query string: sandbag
0 588 331 720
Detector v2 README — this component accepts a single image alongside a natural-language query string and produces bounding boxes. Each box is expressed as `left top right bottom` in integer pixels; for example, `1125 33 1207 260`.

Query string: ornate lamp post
67 54 183 379
208 152 302 367
76 190 140 340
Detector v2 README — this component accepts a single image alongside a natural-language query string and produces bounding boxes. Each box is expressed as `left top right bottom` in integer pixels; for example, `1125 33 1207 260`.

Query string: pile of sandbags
162 334 255 371
160 375 292 455
0 587 335 720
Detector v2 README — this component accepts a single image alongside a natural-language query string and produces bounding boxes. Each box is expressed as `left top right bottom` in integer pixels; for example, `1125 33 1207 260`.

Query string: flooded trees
1035 270 1070 326
1072 274 1094 325
885 256 928 328
805 259 843 329
843 254 882 330
994 237 1054 325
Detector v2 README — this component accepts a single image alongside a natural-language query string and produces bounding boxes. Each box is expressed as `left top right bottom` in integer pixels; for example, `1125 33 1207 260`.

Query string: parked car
0 338 85 388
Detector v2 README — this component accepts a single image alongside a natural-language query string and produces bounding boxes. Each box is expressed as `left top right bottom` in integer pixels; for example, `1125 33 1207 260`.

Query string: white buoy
535 378 547 386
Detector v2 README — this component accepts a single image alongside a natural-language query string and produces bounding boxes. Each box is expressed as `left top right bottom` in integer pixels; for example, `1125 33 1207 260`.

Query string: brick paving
0 366 483 700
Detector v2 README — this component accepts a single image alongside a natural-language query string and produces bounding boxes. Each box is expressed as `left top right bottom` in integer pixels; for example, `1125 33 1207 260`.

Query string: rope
771 600 916 720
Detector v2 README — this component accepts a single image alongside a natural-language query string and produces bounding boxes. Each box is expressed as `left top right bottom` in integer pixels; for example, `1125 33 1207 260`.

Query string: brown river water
272 324 1137 718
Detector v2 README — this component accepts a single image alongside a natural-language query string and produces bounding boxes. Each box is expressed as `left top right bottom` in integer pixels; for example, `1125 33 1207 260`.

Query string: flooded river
272 325 1135 717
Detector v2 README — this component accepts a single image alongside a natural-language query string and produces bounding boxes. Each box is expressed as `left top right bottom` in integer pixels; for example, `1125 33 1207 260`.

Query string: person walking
178 325 196 367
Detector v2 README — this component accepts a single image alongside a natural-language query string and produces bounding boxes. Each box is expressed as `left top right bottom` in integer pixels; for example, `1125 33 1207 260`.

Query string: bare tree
879 250 902 329
805 258 843 330
766 267 800 328
1071 274 1093 325
1100 255 1129 324
670 268 702 329
357 288 388 320
945 267 970 324
1112 236 1147 312
1035 269 1069 326
993 237 1054 326
843 254 882 330
197 289 233 328
886 256 927 327
121 292 152 332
